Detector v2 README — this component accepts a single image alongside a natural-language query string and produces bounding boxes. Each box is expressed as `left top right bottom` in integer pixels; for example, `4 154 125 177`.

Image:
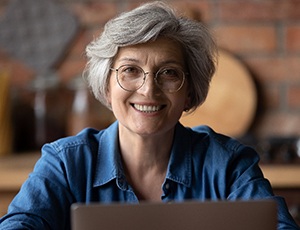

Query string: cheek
170 94 188 112
106 77 130 108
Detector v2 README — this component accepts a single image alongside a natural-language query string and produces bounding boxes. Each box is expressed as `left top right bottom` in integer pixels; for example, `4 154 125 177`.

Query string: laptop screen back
71 200 277 230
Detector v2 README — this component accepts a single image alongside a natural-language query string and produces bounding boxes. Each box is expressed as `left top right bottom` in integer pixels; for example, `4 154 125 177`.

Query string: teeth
134 104 162 112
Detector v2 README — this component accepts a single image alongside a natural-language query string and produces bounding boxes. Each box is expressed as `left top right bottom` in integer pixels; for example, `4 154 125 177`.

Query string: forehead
114 37 185 66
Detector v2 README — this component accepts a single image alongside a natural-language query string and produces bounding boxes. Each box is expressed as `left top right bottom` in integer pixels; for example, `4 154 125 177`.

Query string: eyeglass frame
110 64 187 93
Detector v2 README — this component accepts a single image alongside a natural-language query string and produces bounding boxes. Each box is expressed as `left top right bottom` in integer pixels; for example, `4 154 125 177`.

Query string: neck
119 126 174 171
118 126 175 201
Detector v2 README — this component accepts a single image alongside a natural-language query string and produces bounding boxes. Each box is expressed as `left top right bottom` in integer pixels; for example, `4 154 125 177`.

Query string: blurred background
0 0 299 223
0 0 300 155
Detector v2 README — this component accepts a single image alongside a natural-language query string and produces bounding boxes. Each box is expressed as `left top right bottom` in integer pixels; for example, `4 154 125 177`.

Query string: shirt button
165 183 170 190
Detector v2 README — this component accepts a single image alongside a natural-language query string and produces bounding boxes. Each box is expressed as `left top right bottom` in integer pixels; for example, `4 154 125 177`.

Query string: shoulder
187 125 263 183
41 121 118 162
188 125 259 162
191 125 244 151
40 121 119 164
48 128 103 153
40 128 103 160
31 123 118 180
32 128 104 175
46 121 119 152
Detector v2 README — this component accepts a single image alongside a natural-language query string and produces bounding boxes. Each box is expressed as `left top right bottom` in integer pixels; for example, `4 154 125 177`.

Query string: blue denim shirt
0 121 299 229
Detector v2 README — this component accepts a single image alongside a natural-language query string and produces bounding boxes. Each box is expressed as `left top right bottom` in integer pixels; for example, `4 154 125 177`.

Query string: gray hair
84 1 218 111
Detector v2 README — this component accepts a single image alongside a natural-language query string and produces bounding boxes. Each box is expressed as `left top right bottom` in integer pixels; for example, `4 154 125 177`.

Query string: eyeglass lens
115 65 185 93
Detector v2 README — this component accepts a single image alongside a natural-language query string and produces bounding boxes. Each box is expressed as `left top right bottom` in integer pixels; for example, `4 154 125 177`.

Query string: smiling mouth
132 104 165 113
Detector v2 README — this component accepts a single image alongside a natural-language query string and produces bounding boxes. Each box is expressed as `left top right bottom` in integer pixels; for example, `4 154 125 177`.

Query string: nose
137 72 161 96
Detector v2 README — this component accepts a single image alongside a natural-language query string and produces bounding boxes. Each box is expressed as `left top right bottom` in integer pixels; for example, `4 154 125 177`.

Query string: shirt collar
93 121 192 188
93 121 123 187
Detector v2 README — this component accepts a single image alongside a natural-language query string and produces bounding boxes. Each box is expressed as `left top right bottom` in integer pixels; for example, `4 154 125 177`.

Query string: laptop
71 200 277 230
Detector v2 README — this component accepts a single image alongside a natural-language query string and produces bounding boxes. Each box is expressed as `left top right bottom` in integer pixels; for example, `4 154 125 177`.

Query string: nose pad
137 73 161 95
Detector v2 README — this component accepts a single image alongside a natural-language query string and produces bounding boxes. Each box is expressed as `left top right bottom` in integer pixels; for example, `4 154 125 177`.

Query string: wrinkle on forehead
113 38 185 70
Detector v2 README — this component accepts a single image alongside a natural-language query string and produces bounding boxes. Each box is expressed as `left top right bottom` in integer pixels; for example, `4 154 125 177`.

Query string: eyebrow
117 57 184 67
117 57 140 64
159 60 184 66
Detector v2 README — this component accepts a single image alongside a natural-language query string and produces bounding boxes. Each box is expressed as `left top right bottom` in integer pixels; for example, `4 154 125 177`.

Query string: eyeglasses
110 65 186 93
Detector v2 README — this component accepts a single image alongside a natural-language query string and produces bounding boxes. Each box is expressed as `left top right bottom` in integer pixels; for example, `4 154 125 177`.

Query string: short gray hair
84 1 218 111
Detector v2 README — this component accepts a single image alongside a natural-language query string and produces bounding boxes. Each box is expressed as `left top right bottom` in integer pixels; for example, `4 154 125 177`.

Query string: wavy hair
84 1 218 111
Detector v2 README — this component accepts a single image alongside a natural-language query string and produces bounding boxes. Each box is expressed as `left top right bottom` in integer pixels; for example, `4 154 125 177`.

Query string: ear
106 87 111 103
184 93 191 111
105 74 112 104
105 87 113 110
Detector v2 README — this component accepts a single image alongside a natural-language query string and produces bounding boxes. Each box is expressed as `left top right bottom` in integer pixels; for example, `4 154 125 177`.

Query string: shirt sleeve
227 144 300 229
0 143 74 230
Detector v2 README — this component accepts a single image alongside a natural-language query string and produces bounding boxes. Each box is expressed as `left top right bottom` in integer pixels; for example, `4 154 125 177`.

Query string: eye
121 65 141 75
159 68 181 80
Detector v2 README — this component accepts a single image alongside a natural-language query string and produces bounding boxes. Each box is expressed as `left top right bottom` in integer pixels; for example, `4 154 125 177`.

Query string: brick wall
1 0 300 150
209 0 300 138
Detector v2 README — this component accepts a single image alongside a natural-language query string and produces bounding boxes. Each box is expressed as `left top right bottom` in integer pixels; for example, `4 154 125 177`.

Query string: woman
0 1 299 229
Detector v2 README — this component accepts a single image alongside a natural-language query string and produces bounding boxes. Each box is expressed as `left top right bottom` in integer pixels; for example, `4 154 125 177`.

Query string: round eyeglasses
110 65 186 93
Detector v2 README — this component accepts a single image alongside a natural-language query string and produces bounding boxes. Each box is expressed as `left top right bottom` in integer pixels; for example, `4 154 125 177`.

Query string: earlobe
184 95 191 112
106 89 112 104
